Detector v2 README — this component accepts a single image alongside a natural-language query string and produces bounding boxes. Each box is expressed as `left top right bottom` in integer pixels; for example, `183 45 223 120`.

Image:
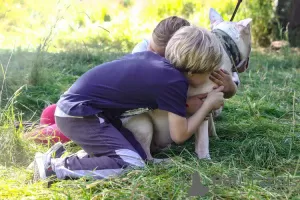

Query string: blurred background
0 0 299 117
1 0 299 52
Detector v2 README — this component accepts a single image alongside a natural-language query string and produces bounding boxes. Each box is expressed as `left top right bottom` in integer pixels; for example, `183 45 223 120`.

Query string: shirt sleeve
156 80 188 118
132 39 149 53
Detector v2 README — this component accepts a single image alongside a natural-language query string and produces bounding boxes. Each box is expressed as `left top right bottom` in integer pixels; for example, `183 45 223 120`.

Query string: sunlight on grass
0 0 300 198
0 46 299 199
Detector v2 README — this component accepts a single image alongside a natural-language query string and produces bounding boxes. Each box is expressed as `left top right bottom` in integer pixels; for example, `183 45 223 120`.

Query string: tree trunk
288 0 300 47
271 0 292 40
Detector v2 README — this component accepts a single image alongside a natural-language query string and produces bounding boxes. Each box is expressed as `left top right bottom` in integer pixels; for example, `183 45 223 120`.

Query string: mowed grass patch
0 48 300 199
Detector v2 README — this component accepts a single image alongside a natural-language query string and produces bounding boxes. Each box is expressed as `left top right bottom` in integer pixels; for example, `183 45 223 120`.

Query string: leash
230 0 243 21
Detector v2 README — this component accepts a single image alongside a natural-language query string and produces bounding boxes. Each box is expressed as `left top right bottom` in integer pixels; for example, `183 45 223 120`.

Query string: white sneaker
33 142 64 181
28 142 65 171
33 152 50 181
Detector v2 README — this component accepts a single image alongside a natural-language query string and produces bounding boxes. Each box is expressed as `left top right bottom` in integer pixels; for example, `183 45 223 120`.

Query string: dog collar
212 29 241 72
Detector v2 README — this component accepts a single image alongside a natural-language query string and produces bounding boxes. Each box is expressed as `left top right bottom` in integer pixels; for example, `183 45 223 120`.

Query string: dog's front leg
195 120 210 159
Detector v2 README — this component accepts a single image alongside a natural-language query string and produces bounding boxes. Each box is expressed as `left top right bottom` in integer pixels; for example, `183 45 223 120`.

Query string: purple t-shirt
57 51 188 118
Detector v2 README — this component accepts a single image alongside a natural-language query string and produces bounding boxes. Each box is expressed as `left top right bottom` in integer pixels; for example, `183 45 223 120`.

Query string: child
33 25 224 181
132 16 239 115
31 16 236 146
132 16 190 57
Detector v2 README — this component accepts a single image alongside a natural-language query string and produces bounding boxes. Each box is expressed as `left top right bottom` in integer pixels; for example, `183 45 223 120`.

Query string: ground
0 47 299 199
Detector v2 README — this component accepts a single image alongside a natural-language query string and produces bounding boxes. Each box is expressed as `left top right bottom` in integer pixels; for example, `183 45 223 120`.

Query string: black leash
230 0 243 21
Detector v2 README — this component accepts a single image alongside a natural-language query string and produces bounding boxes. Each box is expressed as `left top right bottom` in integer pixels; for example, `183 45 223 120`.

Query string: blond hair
152 16 190 50
165 26 223 74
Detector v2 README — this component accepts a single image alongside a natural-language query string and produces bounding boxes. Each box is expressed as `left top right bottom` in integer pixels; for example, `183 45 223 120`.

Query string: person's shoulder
119 51 166 62
118 51 186 81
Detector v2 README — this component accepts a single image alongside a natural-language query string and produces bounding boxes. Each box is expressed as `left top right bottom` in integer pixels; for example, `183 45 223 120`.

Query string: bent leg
24 124 70 144
54 116 146 180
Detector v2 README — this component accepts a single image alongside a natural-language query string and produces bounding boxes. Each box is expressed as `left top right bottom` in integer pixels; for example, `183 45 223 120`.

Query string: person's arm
168 86 224 144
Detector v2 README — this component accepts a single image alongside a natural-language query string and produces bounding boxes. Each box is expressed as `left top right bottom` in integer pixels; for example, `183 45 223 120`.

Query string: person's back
57 51 188 118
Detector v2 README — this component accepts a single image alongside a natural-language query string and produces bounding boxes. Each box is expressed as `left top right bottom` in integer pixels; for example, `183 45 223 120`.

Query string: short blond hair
165 26 223 74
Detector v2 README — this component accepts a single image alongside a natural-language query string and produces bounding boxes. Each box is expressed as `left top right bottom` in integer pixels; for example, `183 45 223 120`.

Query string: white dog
122 8 252 161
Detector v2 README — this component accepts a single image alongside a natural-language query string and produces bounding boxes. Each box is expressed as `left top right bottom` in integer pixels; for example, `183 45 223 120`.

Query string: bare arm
168 86 224 144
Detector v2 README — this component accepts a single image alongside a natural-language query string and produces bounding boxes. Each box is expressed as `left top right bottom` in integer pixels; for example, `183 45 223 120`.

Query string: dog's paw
197 152 211 160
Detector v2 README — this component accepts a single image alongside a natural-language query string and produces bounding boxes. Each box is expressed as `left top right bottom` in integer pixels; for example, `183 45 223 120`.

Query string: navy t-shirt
57 51 188 118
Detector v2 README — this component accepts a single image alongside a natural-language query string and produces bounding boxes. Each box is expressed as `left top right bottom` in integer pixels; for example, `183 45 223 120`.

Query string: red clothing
27 104 70 144
40 104 57 125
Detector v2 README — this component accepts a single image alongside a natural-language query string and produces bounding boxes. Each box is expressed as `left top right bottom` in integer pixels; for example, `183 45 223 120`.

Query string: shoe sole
28 142 64 171
33 152 47 182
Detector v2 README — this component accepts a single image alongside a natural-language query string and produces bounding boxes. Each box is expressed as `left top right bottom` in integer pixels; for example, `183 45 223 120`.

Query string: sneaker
33 142 65 182
27 142 65 171
33 152 55 182
45 142 66 158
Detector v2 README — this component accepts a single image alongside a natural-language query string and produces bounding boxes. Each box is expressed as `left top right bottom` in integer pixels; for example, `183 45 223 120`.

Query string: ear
209 8 224 27
237 18 252 32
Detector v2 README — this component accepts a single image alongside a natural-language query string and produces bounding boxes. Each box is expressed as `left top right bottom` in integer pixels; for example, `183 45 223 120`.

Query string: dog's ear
237 18 252 33
209 8 224 28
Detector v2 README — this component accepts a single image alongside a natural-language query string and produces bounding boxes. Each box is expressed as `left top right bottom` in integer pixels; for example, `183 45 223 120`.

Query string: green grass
0 47 300 199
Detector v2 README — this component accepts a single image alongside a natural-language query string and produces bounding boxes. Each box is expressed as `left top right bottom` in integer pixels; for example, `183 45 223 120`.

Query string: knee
115 149 146 168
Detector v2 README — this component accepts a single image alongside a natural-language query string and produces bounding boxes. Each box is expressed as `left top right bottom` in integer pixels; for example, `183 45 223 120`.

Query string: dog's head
187 9 252 97
209 8 252 73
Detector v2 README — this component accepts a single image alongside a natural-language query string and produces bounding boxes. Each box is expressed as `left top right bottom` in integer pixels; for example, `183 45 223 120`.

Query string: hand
186 93 208 115
209 69 237 98
204 86 224 110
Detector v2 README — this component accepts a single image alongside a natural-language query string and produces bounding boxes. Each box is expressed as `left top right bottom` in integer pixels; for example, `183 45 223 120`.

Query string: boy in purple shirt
33 26 224 181
133 16 239 117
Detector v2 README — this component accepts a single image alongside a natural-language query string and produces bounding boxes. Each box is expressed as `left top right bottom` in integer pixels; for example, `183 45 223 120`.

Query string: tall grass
0 65 34 166
0 46 299 199
0 1 299 198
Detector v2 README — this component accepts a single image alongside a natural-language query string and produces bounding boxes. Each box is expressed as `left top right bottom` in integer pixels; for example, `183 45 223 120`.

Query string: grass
0 47 300 199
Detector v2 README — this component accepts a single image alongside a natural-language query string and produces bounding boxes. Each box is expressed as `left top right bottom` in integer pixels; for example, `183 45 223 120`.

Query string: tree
288 0 300 47
271 0 292 40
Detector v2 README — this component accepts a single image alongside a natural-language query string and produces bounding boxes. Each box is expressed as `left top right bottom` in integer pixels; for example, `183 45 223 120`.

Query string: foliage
242 0 274 47
0 0 277 52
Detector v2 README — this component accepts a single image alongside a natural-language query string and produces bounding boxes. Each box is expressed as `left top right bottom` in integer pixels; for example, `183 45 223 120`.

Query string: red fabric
25 124 70 144
29 104 70 144
40 104 57 125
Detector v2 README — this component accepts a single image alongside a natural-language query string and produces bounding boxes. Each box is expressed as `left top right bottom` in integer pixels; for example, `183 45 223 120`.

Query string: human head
149 16 190 57
165 26 223 86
